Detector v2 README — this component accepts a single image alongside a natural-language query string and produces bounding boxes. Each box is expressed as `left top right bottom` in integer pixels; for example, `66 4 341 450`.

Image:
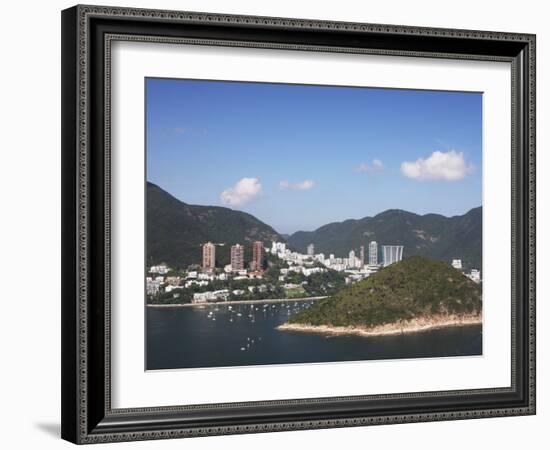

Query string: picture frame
61 4 536 444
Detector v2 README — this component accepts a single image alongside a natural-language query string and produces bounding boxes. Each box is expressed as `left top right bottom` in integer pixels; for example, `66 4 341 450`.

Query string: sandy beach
147 296 327 308
277 313 482 337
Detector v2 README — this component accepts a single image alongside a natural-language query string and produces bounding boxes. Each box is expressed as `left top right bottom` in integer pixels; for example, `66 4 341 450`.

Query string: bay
146 300 482 370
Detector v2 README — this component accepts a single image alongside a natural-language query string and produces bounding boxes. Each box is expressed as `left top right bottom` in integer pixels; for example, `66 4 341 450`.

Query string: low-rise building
165 285 182 293
302 267 326 277
198 272 214 281
165 276 181 286
146 278 162 295
149 264 170 274
467 269 481 283
192 289 229 303
451 259 463 270
184 280 209 288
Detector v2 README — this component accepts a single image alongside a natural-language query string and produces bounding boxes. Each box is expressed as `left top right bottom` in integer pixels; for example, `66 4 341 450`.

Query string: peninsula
278 256 482 337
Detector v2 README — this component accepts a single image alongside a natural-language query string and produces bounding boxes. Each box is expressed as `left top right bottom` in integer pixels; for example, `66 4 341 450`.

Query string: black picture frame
61 4 536 444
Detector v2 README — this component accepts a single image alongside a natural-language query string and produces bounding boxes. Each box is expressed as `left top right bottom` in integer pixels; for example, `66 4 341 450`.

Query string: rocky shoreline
276 313 482 337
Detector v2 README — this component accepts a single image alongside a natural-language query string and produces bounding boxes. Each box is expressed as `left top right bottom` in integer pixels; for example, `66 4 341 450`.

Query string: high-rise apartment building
359 245 365 267
382 245 404 267
251 241 264 272
202 242 216 270
369 241 378 265
307 243 315 256
230 244 244 271
348 250 356 268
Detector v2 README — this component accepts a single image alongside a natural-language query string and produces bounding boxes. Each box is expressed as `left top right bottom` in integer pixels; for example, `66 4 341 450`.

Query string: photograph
145 78 484 370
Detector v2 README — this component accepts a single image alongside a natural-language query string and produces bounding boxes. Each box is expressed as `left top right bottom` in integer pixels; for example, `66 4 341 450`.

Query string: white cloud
401 150 473 181
355 159 384 173
372 159 384 170
220 178 263 207
279 180 315 190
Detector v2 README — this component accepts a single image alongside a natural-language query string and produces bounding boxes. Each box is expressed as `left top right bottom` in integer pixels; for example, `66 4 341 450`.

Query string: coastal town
146 240 481 305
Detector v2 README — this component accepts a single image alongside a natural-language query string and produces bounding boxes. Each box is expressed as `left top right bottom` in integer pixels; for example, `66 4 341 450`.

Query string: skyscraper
230 244 244 271
369 241 378 265
307 243 315 256
359 245 365 267
382 245 404 267
202 242 216 270
348 250 356 268
251 241 264 272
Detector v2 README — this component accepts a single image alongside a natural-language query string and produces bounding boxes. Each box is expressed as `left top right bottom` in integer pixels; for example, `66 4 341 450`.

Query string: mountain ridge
147 182 482 271
147 182 283 268
287 206 482 270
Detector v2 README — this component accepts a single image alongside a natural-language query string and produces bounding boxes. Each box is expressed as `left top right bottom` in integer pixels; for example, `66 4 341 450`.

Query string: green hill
287 256 482 328
147 182 283 268
287 207 482 270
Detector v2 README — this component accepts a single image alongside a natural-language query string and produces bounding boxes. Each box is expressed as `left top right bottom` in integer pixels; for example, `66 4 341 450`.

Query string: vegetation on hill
147 182 482 272
287 256 482 328
288 207 482 270
147 182 283 268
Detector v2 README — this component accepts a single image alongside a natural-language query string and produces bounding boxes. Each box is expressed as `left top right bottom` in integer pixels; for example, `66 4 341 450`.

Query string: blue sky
146 78 482 234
